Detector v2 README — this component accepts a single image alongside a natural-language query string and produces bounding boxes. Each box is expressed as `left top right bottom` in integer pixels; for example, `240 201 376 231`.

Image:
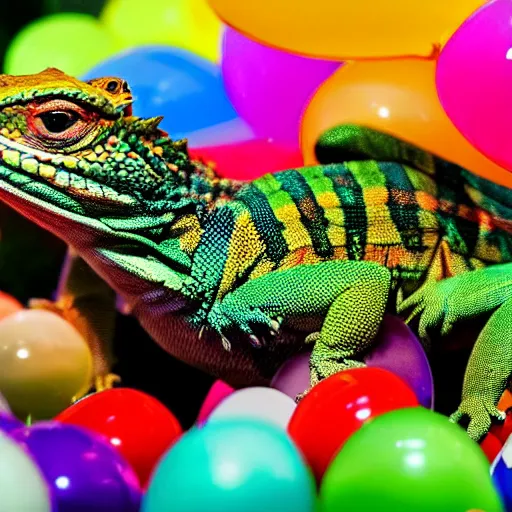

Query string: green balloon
4 13 119 76
319 407 504 512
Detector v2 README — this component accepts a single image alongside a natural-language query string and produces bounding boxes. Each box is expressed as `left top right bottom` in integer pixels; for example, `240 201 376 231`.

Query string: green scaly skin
0 69 509 441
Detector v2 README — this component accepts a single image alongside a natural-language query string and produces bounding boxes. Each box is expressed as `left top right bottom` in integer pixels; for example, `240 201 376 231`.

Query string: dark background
0 0 470 429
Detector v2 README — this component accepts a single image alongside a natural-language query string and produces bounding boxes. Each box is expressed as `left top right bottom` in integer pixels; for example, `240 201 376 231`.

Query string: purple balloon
221 28 340 147
271 315 434 409
0 411 23 433
271 352 310 400
365 315 434 409
10 422 141 512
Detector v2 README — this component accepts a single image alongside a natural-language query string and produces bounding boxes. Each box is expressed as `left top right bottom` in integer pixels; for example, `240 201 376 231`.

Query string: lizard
0 68 509 440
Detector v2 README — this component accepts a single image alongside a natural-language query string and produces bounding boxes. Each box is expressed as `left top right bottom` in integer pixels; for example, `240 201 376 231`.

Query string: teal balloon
319 407 504 512
142 419 316 512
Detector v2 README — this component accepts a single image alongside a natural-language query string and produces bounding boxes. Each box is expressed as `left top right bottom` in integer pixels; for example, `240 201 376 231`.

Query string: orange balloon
207 0 485 60
301 59 512 189
0 291 23 321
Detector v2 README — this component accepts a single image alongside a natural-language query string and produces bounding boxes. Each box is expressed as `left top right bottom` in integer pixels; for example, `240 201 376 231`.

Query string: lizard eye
106 80 120 93
26 99 98 149
38 111 80 133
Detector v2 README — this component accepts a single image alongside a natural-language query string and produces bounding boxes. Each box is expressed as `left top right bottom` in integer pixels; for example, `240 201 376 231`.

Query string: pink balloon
436 0 512 172
221 27 340 147
271 315 434 409
196 380 234 424
189 138 304 181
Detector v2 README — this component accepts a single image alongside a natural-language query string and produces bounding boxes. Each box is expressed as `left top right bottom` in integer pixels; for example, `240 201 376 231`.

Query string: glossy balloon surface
437 0 512 173
11 422 142 512
56 388 182 487
0 309 93 420
143 419 316 512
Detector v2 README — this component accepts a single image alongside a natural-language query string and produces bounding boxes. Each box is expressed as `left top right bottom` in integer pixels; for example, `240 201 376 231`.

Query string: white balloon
208 387 297 430
0 431 52 512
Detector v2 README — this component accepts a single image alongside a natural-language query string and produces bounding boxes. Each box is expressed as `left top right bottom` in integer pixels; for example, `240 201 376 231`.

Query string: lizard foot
397 266 512 341
94 373 121 392
449 396 505 441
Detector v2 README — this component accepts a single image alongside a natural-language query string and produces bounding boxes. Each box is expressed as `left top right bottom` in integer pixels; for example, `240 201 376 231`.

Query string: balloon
207 0 484 60
288 367 418 482
186 117 255 148
4 13 119 76
0 430 54 512
500 390 512 412
55 388 182 487
196 380 234 424
365 315 434 409
0 411 24 434
320 407 503 512
82 46 239 141
437 0 512 174
271 352 311 401
101 0 222 62
301 59 512 189
207 387 296 430
11 422 142 512
271 316 434 409
142 419 316 512
481 433 503 464
0 291 23 321
189 138 304 180
221 27 340 147
0 309 93 421
491 408 512 445
491 435 512 511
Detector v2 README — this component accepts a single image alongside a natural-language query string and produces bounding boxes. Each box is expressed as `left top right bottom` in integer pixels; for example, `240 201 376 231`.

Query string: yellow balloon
0 309 93 421
207 0 485 60
301 59 512 189
101 0 222 62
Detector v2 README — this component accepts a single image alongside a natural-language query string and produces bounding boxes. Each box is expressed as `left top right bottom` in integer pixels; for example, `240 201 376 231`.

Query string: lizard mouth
0 135 139 217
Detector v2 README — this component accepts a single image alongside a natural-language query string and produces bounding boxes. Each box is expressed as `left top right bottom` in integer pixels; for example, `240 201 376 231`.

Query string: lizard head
0 67 206 247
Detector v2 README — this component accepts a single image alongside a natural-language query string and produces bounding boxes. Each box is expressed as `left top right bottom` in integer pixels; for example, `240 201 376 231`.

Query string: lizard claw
94 373 121 392
249 334 266 348
198 324 208 340
449 396 505 441
221 334 232 352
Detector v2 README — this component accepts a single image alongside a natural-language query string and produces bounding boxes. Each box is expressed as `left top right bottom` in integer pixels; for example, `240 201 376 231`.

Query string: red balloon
288 367 419 482
189 138 304 181
480 432 502 464
55 388 182 487
490 408 512 445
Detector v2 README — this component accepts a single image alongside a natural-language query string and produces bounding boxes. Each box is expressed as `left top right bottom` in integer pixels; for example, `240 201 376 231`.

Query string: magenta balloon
221 27 340 146
365 315 434 409
271 315 433 408
436 0 512 172
196 380 234 423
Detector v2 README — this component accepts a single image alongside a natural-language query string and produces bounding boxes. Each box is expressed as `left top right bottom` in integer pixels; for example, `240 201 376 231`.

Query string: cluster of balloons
0 291 507 510
206 0 512 187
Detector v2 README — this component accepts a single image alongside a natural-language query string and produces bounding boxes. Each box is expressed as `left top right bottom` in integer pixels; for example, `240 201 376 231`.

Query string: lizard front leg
450 297 512 440
207 260 392 391
397 263 512 440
